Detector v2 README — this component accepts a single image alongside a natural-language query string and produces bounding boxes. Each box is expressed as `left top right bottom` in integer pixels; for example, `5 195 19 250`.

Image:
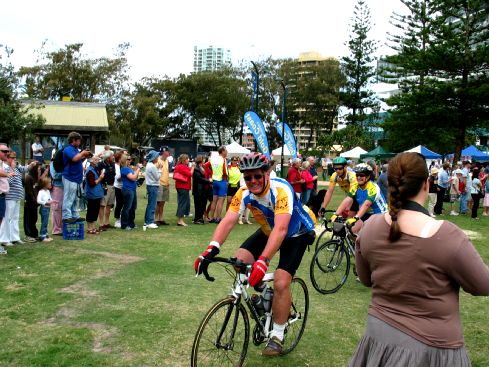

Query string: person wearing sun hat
143 150 161 230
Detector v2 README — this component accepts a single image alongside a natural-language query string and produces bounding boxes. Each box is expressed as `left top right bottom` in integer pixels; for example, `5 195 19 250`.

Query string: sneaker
13 240 25 245
2 242 14 247
147 223 158 229
238 220 243 225
262 336 283 356
450 211 459 216
124 227 133 231
0 246 7 255
42 237 53 242
114 220 121 228
25 237 37 243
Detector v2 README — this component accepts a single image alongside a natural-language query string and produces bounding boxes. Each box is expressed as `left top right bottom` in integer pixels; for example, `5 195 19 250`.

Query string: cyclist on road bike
332 163 388 233
319 156 358 217
194 153 316 357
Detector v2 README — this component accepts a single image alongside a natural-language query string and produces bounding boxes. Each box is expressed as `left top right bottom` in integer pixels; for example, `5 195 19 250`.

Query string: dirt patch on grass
43 250 144 358
79 249 144 264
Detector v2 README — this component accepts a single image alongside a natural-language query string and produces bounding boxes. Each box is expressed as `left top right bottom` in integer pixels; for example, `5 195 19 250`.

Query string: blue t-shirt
62 145 83 184
121 166 137 191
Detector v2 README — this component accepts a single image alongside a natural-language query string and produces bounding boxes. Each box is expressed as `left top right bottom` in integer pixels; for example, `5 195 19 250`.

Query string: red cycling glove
249 256 270 287
194 243 220 275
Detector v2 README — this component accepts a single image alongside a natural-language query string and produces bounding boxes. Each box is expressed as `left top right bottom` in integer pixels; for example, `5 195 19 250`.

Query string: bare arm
126 168 140 181
335 196 354 216
355 200 373 219
71 150 91 163
321 184 335 209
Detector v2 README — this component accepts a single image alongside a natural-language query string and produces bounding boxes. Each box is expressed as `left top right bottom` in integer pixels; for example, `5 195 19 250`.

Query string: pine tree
382 0 489 157
341 0 379 126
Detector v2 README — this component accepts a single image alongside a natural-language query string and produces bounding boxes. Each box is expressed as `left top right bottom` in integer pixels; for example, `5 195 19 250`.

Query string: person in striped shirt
0 152 32 248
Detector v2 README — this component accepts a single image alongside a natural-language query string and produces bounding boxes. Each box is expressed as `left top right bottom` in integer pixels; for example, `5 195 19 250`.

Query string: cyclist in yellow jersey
332 163 388 233
226 156 241 210
208 146 228 223
320 157 358 216
195 153 316 357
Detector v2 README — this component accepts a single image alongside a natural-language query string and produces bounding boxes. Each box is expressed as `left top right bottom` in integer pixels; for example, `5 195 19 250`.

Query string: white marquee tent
226 141 251 157
272 145 293 159
340 146 367 159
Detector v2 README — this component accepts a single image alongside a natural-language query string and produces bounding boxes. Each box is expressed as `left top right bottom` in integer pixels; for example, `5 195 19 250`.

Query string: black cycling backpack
52 146 65 173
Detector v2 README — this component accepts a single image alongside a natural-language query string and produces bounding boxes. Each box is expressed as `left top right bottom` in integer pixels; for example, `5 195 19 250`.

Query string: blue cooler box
63 222 85 240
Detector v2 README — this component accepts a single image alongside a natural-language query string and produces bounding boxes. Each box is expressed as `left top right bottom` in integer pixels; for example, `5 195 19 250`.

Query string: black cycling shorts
227 185 239 197
240 229 315 276
350 197 359 212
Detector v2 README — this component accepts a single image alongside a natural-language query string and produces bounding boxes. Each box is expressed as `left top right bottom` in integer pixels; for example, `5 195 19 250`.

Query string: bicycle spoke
310 240 350 294
191 298 249 367
282 277 309 355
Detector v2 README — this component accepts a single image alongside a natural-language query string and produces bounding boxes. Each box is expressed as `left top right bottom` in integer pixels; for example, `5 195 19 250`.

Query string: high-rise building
293 52 339 151
193 46 232 73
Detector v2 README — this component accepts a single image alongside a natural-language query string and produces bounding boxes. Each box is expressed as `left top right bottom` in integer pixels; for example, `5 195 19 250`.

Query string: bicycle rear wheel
310 240 350 294
282 277 309 355
191 297 250 367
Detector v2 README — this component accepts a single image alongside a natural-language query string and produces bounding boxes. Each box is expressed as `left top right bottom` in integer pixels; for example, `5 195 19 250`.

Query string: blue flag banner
244 111 270 159
275 121 298 159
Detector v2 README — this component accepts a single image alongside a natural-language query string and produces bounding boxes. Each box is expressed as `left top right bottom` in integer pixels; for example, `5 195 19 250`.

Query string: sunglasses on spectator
333 166 344 171
0 150 9 153
244 174 264 181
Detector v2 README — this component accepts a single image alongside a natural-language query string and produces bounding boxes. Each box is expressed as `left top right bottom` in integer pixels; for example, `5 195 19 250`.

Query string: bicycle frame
214 266 276 348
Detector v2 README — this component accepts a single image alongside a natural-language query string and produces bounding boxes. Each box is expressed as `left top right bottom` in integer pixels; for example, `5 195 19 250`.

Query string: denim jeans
145 185 158 225
176 189 190 217
62 177 80 220
301 189 312 205
459 192 468 214
121 189 137 229
39 206 50 239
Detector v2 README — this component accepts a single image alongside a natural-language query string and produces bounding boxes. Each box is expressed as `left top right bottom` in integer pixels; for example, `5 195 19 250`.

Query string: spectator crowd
1 132 489 256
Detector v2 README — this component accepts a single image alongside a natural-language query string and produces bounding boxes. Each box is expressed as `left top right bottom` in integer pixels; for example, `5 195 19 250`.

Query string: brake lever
195 256 215 282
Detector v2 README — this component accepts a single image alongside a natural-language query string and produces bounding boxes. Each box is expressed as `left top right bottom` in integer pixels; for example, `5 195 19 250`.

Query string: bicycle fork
215 301 241 351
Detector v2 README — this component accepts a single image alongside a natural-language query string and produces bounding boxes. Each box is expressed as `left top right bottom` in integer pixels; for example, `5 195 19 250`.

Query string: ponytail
387 153 429 242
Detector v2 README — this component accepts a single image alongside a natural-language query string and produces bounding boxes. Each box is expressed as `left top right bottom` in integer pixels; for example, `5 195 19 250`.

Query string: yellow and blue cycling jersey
330 171 357 193
347 180 388 214
229 177 317 237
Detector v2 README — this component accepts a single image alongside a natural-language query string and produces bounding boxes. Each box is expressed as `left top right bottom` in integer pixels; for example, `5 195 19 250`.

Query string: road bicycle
310 215 357 294
191 256 309 367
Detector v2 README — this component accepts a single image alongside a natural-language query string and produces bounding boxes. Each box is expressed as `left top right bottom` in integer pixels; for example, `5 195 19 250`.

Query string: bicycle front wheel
191 297 250 367
310 240 350 294
282 277 309 355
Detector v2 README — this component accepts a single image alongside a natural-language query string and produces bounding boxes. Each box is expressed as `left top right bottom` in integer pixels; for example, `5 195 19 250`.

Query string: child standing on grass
37 177 54 242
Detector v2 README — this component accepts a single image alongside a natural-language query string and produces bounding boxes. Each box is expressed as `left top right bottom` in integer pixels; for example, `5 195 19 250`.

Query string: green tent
360 146 396 160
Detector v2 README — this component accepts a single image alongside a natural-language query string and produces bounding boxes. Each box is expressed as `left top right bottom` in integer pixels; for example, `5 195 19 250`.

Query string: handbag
173 171 188 183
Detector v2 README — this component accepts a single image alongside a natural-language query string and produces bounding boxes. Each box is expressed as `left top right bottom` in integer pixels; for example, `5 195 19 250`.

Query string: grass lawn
1 183 488 366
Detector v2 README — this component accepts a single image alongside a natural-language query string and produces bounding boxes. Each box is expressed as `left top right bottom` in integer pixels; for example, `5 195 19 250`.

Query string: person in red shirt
173 154 195 226
300 161 315 205
286 158 303 198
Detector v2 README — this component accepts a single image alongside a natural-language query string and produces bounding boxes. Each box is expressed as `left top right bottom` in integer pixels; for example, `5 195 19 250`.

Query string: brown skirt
349 316 471 367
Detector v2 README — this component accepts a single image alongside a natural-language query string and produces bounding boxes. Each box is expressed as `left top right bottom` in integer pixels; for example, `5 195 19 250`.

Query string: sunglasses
333 166 344 171
244 174 264 181
0 150 9 153
356 173 367 178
